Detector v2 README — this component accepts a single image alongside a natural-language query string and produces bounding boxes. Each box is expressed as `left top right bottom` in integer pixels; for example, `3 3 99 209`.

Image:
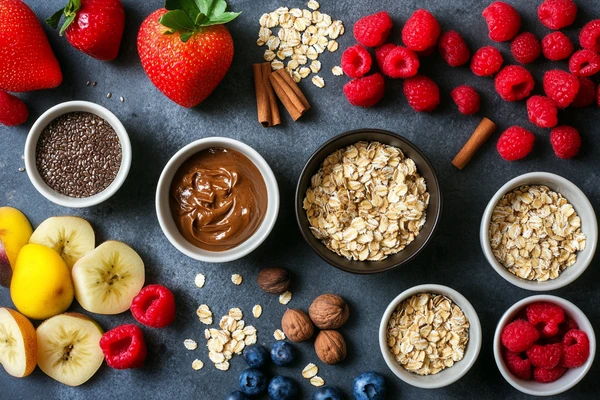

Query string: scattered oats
245 334 258 346
292 70 302 83
271 60 284 70
197 304 213 325
229 308 243 321
18 167 25 172
243 326 257 336
184 339 198 351
299 67 311 78
204 310 257 370
310 376 325 387
252 305 263 318
106 92 112 99
306 46 318 60
307 0 320 11
332 66 343 76
194 273 206 288
264 49 277 61
274 329 286 340
312 75 325 88
191 359 204 370
119 96 124 103
310 60 322 73
327 40 339 52
287 59 300 70
302 363 319 378
279 291 292 305
231 274 243 285
215 362 230 371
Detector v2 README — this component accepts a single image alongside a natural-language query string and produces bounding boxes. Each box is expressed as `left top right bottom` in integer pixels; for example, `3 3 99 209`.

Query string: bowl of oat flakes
480 172 597 291
295 129 442 274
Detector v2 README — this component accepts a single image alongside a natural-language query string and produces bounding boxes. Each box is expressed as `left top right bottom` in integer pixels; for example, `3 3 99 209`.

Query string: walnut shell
309 294 349 329
281 308 314 342
257 267 291 294
314 330 346 365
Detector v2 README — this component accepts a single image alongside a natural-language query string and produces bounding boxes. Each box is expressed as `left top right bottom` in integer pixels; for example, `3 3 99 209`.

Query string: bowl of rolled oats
481 172 597 291
295 129 442 274
379 284 482 389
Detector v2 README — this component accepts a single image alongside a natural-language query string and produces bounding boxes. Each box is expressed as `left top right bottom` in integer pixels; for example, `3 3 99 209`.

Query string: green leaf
159 9 196 32
194 0 209 15
45 9 64 29
180 32 194 42
209 0 227 18
200 11 240 26
166 0 201 22
59 14 76 36
195 12 207 25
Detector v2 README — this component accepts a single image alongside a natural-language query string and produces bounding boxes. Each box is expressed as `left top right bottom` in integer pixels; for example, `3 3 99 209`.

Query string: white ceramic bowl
480 172 597 291
156 137 279 263
494 295 596 396
24 101 132 208
379 284 482 389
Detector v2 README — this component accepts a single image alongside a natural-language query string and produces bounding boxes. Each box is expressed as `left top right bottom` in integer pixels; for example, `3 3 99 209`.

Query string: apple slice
0 308 37 378
72 241 145 315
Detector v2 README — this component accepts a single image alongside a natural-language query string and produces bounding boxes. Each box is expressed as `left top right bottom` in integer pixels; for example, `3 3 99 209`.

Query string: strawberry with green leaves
137 0 239 108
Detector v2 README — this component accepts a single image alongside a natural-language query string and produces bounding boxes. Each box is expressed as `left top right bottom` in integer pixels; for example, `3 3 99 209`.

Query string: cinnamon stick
452 117 497 170
253 63 280 127
269 69 310 121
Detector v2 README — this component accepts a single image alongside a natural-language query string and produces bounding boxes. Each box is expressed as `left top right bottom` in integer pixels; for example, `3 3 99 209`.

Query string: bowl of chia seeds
24 101 131 208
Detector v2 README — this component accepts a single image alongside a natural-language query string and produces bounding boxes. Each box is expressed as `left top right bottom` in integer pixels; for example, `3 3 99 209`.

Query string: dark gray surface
1 0 599 399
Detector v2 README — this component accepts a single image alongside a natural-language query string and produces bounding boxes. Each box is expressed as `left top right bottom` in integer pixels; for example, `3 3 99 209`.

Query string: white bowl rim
480 172 598 291
24 100 132 208
379 284 482 389
493 294 596 396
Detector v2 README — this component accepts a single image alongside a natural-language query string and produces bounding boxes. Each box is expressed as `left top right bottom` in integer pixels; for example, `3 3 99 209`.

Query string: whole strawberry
46 0 125 61
0 0 62 92
137 0 239 108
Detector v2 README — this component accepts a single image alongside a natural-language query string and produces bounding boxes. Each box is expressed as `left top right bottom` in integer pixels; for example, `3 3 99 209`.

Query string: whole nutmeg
281 308 314 342
309 294 350 329
257 267 291 295
314 330 346 365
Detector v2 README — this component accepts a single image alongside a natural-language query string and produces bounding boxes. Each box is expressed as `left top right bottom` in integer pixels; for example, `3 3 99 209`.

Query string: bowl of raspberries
494 295 595 396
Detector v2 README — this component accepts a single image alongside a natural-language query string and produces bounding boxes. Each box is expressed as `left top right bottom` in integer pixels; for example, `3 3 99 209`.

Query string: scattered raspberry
471 46 504 76
541 32 573 61
438 30 471 67
343 73 385 108
495 65 535 102
569 49 600 77
533 365 567 383
580 20 600 52
0 91 28 126
503 349 532 380
100 324 147 369
511 32 541 64
375 44 396 70
526 302 565 338
527 96 558 128
562 329 590 368
501 319 540 351
538 0 577 30
543 70 580 108
131 284 176 328
451 85 480 115
497 126 535 161
341 45 373 78
353 12 393 47
526 344 563 369
572 77 596 108
381 46 420 78
550 126 581 159
401 9 441 51
482 2 521 42
403 75 440 112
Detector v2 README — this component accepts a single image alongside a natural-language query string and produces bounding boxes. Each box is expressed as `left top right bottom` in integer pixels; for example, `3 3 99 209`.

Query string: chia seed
35 112 122 198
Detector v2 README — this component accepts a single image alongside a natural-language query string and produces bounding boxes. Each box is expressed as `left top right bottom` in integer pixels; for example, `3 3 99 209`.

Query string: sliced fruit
36 313 104 386
0 308 37 378
29 216 95 269
0 207 33 287
72 241 145 315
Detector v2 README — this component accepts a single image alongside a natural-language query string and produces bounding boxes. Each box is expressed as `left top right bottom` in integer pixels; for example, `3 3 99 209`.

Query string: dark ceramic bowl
295 129 442 274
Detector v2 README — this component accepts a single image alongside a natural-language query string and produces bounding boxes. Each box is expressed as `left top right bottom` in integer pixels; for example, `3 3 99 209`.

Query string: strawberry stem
46 0 81 36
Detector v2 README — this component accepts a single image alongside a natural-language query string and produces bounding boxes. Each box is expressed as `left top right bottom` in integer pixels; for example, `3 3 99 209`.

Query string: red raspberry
547 317 580 344
341 45 373 78
401 9 441 51
403 75 440 112
501 319 540 351
343 73 385 108
572 77 596 108
482 2 521 42
569 49 600 77
533 365 567 383
511 32 541 64
353 12 393 48
471 46 504 76
542 32 573 61
580 20 600 52
375 44 396 70
381 46 420 78
495 65 535 102
131 284 176 328
100 324 147 369
438 30 471 67
527 96 558 128
550 126 581 159
526 343 563 369
562 329 590 368
538 0 577 30
526 302 565 338
543 70 580 108
497 126 535 161
0 91 28 126
503 349 532 380
451 85 481 115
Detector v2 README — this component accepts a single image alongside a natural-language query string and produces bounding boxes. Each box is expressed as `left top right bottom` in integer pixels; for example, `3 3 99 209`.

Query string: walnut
257 267 291 294
309 294 349 329
314 330 346 365
281 309 314 342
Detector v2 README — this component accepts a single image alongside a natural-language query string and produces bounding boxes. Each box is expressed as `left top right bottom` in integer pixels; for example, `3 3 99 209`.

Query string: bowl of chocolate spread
156 138 279 262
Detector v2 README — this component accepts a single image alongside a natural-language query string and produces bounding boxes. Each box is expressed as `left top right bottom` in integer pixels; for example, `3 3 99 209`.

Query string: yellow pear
0 207 33 287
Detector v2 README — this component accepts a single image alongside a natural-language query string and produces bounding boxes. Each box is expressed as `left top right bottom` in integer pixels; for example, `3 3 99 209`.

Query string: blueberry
268 376 299 400
238 368 268 396
225 390 250 400
312 386 345 400
270 341 296 366
353 372 386 400
243 344 270 369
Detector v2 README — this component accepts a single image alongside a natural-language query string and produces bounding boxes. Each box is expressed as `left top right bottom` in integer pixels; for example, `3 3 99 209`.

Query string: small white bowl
494 295 596 396
24 101 132 208
156 137 279 263
379 284 482 389
480 172 597 291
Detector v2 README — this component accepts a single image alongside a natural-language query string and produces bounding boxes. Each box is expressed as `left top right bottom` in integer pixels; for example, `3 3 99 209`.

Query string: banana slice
72 241 145 315
36 313 104 386
29 216 95 269
0 308 37 378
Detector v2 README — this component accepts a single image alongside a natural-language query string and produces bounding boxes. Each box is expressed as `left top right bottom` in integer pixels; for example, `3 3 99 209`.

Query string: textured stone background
1 0 599 399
